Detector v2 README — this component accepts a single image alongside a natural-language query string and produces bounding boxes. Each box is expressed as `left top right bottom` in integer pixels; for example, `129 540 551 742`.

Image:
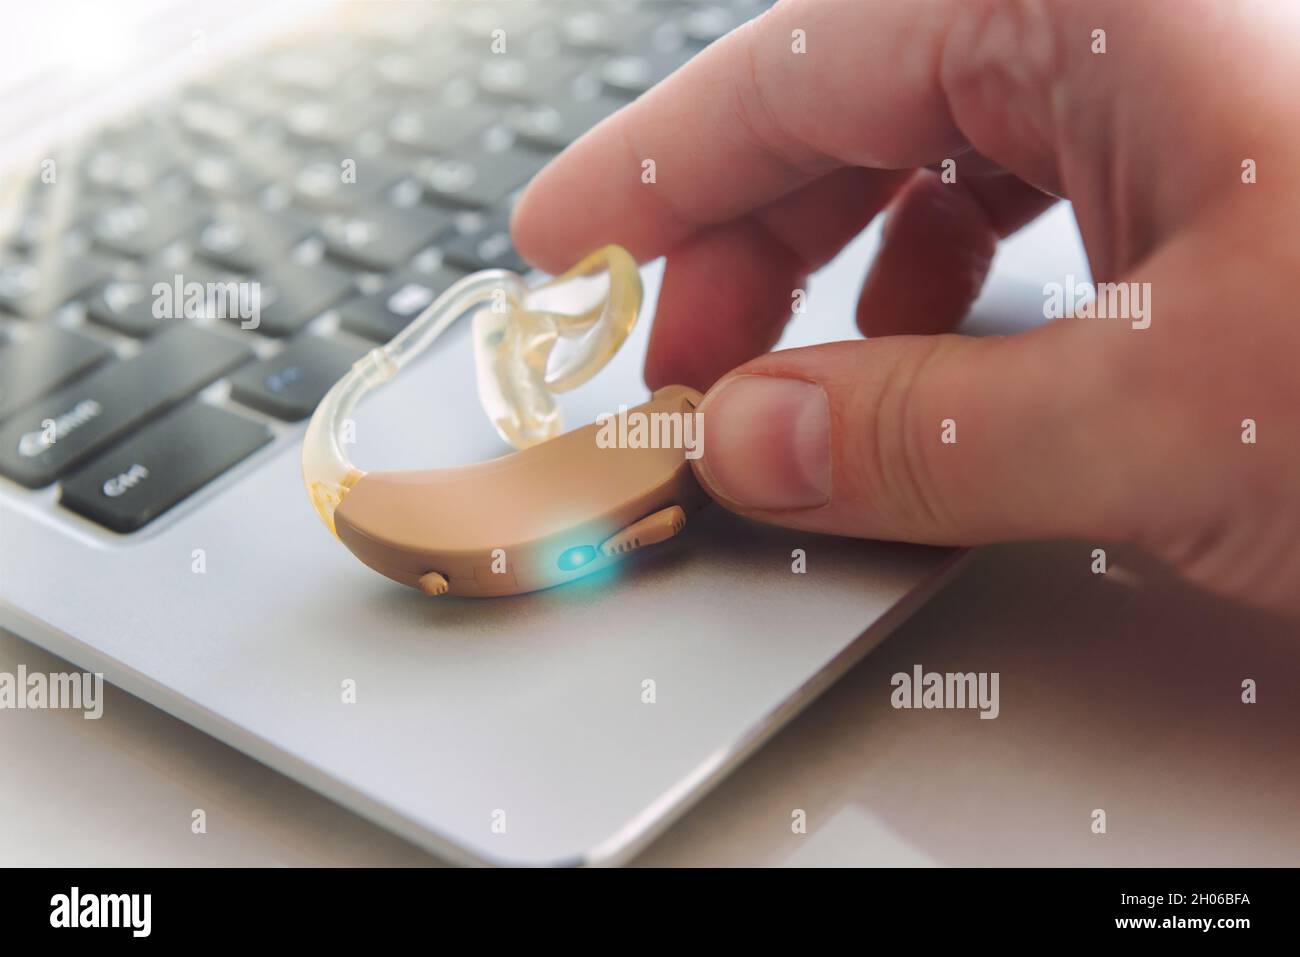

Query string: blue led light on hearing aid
557 544 598 571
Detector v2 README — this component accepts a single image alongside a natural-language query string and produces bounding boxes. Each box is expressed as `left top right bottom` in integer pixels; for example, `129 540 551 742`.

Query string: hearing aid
302 245 709 598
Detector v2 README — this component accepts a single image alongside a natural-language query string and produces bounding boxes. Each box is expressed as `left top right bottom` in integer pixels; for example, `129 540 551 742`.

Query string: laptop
0 0 970 865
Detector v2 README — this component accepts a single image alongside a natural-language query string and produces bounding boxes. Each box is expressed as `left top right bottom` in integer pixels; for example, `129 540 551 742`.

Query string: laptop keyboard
0 0 771 534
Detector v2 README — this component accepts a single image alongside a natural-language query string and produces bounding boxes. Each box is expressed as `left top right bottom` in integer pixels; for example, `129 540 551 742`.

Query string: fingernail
696 375 831 510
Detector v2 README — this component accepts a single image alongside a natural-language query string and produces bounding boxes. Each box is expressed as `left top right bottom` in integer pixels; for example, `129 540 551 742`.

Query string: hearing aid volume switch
418 571 450 596
599 506 687 558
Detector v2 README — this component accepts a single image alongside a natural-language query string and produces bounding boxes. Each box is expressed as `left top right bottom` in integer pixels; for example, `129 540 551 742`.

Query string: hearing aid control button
599 505 687 558
418 571 450 596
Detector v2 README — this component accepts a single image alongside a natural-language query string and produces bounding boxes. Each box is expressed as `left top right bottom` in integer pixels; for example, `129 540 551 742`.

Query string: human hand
511 0 1300 616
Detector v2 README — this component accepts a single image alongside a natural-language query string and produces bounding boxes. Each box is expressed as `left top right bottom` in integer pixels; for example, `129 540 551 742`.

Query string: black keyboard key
83 263 231 337
284 97 385 147
561 8 662 53
600 48 694 96
419 148 550 209
320 206 452 273
92 197 208 258
0 253 111 317
505 95 624 151
0 182 73 253
0 327 112 421
83 276 166 337
456 2 550 42
0 324 251 487
441 215 528 273
246 261 355 337
80 144 178 194
386 101 497 155
173 91 248 142
230 334 368 420
60 402 271 533
680 5 744 46
373 48 478 93
187 150 277 199
194 203 316 273
288 154 408 212
476 54 589 102
13 189 119 252
336 266 468 342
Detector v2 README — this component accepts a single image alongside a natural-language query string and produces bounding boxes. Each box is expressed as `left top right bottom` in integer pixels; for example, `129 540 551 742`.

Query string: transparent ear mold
302 245 642 537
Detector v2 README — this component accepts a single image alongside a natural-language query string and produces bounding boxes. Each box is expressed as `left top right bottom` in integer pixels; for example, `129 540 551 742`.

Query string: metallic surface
0 252 959 865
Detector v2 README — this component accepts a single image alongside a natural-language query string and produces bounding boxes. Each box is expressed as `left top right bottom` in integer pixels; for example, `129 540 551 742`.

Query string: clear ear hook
302 245 642 537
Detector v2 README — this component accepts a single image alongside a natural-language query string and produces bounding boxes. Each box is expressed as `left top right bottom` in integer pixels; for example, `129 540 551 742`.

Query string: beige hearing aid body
336 385 707 597
302 246 708 598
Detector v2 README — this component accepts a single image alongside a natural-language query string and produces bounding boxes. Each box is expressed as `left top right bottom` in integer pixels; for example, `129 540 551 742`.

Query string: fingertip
509 167 577 275
855 174 997 338
691 373 832 512
643 224 806 393
643 334 715 393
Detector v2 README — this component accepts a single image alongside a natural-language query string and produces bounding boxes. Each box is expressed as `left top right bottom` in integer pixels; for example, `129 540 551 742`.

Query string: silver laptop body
0 0 1007 865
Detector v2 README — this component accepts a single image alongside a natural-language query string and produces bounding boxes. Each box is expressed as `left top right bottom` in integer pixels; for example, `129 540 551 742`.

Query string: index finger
511 0 969 274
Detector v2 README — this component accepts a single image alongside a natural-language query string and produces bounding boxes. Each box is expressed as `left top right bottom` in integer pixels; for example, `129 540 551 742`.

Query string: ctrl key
60 402 271 533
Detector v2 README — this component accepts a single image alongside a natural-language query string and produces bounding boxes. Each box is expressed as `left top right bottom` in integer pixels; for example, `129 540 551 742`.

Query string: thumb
690 326 1140 546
